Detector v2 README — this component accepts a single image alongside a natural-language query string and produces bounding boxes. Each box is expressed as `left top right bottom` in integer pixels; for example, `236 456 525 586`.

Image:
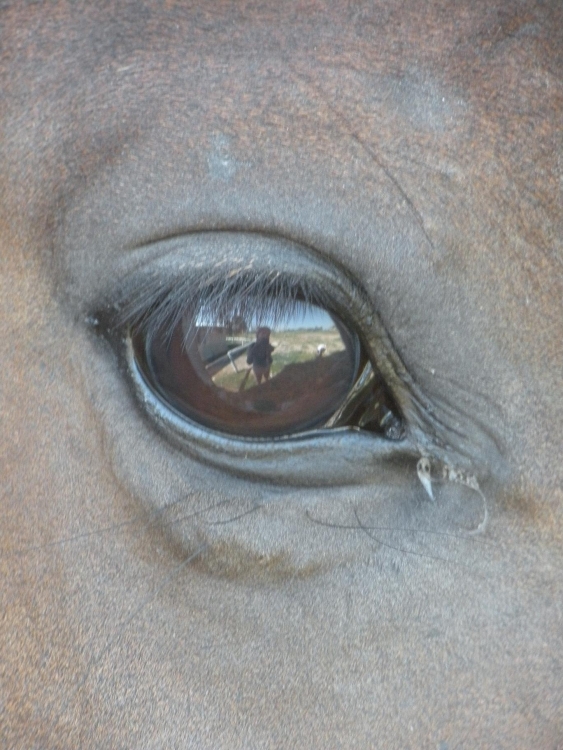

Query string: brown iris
132 302 361 438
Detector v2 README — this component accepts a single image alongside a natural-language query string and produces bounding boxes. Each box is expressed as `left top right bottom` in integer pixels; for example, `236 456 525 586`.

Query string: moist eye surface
133 301 361 437
125 264 406 441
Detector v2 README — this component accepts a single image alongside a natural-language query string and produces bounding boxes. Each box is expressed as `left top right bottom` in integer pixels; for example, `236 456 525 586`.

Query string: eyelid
103 231 367 325
96 233 382 375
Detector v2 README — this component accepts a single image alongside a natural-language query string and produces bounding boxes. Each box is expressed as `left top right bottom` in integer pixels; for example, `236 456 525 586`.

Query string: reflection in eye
128 273 404 439
135 303 357 436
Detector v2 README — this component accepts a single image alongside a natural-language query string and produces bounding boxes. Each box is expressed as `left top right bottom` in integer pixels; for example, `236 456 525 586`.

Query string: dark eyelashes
114 267 335 342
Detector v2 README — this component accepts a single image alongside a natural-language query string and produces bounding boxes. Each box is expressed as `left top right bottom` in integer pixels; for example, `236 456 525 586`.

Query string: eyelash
116 267 337 345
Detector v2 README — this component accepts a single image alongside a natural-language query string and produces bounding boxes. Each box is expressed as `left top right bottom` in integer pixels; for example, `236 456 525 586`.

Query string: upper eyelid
92 232 353 306
116 268 333 340
96 232 375 339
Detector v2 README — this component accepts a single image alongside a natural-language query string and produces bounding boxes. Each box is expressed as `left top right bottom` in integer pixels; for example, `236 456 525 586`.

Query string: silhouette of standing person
246 327 274 384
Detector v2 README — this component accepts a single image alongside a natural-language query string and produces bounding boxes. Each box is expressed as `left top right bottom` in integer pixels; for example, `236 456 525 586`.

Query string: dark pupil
133 302 360 437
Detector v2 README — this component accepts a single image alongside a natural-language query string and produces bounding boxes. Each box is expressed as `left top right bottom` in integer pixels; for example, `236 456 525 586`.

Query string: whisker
350 508 488 578
2 499 184 558
208 503 264 526
159 498 233 530
306 510 497 547
4 496 230 558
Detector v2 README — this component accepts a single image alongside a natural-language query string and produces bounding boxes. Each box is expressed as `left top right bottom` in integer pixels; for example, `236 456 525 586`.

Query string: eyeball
125 267 405 442
132 301 362 438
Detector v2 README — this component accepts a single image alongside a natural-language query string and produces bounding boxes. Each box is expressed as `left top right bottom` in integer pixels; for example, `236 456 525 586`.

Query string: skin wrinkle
1 2 563 748
290 64 442 258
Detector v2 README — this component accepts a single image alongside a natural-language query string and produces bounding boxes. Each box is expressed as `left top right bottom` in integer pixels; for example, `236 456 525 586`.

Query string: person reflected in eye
246 327 275 385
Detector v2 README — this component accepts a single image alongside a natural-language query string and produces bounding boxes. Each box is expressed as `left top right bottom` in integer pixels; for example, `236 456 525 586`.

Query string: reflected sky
282 307 335 330
196 305 336 331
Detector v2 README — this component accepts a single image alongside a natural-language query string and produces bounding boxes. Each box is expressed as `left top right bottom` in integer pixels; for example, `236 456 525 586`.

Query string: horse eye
130 298 404 440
